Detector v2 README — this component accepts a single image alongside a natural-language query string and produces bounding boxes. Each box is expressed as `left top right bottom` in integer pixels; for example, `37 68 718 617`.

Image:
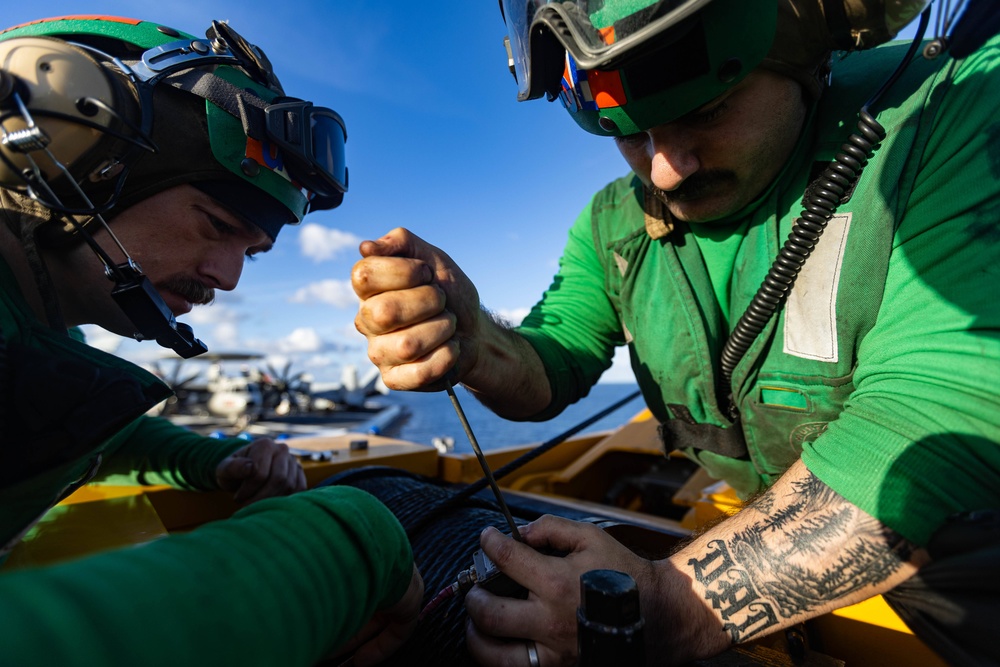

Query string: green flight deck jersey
516 37 1000 546
0 254 413 665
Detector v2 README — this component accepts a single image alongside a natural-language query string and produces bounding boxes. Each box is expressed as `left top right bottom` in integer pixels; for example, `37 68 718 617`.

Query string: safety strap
658 404 749 459
163 69 269 141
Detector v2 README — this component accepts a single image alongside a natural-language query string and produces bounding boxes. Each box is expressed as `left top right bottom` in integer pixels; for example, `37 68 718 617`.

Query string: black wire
404 388 642 539
864 9 930 110
0 104 156 156
460 388 642 496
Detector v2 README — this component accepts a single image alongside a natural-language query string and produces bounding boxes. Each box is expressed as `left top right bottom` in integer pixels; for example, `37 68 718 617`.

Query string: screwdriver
444 378 524 543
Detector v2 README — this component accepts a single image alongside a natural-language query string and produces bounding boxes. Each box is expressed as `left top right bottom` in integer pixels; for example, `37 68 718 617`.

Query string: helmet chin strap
4 90 207 358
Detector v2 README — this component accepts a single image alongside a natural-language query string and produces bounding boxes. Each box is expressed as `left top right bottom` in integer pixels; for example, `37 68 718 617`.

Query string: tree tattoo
686 469 918 643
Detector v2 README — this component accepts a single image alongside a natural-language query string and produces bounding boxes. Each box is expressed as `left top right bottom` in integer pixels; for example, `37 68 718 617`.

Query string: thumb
359 227 415 258
216 457 255 491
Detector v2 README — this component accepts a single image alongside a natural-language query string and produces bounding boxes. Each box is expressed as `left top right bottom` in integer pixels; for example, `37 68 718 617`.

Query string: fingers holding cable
465 527 579 667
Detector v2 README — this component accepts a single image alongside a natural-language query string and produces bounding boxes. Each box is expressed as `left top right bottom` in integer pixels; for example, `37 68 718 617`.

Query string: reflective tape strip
783 213 852 362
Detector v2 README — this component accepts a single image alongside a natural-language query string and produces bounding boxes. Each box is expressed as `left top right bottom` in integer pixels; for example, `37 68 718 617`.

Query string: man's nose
199 250 244 292
647 126 700 192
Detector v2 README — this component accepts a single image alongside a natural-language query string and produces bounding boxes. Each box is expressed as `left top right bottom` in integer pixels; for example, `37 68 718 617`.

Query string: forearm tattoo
685 470 918 643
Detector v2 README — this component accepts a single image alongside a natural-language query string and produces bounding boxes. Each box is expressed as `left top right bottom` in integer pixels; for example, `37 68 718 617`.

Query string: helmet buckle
91 159 124 182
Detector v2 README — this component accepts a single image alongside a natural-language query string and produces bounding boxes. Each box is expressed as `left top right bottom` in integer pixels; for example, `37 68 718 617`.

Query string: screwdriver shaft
444 379 524 542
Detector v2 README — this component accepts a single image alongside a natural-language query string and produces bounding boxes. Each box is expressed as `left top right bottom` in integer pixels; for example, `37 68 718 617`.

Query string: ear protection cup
822 0 932 50
762 0 931 101
0 36 137 199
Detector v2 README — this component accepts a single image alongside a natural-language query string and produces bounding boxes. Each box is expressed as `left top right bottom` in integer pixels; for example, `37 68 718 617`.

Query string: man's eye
244 251 259 262
210 215 237 235
688 101 728 124
614 132 647 147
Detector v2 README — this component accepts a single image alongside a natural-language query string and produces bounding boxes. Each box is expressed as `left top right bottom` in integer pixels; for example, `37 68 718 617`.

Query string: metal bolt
598 116 618 133
923 39 947 59
717 57 742 83
156 26 181 38
240 158 260 177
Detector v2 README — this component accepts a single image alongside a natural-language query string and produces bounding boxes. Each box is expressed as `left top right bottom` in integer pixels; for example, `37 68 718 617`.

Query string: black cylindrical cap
579 569 641 625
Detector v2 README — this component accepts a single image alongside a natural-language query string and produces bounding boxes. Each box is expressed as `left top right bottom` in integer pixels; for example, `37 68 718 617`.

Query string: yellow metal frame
3 423 945 666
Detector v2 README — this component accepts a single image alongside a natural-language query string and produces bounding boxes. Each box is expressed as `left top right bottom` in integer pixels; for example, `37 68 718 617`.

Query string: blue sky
6 1 632 386
5 2 944 388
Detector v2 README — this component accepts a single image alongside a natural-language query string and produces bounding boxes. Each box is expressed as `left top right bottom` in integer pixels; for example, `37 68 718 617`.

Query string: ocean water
378 382 644 453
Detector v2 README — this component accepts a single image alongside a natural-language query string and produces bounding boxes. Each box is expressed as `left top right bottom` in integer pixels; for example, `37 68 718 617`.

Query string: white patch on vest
613 252 629 277
622 319 634 344
783 213 851 362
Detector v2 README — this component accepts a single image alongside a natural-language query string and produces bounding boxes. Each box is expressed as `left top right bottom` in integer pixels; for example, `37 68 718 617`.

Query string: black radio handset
109 261 208 359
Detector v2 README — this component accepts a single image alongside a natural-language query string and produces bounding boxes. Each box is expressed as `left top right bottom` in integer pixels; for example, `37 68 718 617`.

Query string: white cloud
599 346 637 384
289 279 358 308
495 307 531 327
78 325 124 353
276 327 325 354
186 303 242 325
298 224 361 262
212 321 241 348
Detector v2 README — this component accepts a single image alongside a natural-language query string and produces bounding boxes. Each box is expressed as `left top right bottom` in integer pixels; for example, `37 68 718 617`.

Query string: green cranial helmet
500 0 779 136
500 0 933 137
0 15 348 241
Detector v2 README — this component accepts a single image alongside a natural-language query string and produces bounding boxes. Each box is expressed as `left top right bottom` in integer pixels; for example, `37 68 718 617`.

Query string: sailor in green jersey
0 14 421 665
352 1 998 665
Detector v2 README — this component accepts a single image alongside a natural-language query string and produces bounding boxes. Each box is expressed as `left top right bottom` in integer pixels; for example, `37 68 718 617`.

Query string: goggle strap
164 69 267 140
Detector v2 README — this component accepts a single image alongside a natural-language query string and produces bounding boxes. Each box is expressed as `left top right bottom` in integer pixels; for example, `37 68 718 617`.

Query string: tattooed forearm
687 539 780 641
683 461 922 644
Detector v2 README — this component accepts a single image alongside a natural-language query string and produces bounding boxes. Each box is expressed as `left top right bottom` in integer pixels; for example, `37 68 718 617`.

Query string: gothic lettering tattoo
686 469 919 643
688 540 779 640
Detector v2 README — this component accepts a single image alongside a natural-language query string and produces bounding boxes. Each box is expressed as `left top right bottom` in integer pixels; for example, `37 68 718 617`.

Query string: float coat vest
589 44 958 497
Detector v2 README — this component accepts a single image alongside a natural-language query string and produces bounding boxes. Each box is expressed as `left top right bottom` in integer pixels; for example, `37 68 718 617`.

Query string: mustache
649 169 737 203
158 277 215 306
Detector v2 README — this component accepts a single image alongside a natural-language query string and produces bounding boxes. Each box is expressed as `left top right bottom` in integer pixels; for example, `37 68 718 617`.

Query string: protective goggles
264 99 348 204
500 0 713 100
131 25 348 209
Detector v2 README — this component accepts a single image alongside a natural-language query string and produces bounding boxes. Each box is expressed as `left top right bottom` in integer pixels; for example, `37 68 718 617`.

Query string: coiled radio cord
718 9 931 389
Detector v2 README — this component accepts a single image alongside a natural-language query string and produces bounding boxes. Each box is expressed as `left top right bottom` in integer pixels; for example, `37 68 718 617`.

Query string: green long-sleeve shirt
0 485 413 666
516 37 1000 545
0 253 413 664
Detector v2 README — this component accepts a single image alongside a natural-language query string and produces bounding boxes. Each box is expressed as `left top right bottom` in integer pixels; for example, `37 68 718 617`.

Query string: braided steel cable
320 467 527 666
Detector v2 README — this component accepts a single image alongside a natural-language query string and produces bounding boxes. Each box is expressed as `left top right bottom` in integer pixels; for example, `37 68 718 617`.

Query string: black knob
577 569 645 665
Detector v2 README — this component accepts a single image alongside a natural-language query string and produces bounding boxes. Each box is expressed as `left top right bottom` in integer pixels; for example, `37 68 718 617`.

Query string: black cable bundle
319 467 529 666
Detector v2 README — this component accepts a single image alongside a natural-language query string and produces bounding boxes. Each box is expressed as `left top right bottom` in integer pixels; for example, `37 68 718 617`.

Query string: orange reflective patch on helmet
245 136 293 181
559 52 626 112
588 69 627 108
244 136 312 200
0 15 141 35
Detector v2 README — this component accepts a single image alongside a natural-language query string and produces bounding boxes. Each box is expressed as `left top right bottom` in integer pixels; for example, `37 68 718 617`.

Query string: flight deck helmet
500 0 932 137
0 15 349 242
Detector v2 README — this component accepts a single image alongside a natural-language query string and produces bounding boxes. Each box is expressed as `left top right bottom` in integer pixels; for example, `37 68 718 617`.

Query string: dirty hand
352 227 481 391
334 563 425 666
465 516 663 667
215 438 307 505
